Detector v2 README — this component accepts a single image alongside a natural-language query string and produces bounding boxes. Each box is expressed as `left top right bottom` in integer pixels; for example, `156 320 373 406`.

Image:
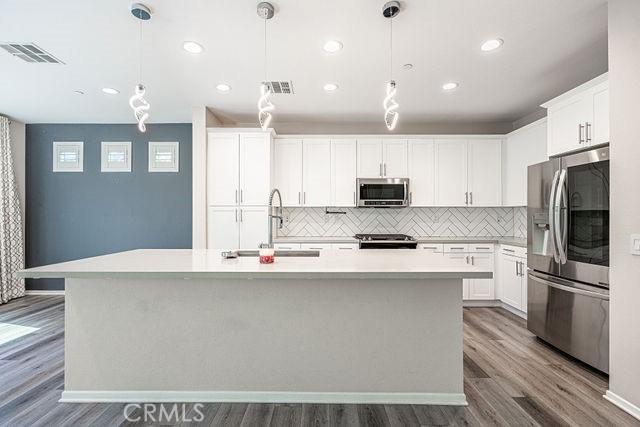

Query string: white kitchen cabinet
239 206 268 249
497 245 527 314
207 207 268 250
331 243 359 251
274 139 303 206
303 139 331 206
300 243 332 251
502 119 548 206
408 140 435 206
383 139 408 177
239 134 271 206
435 140 468 206
331 139 357 206
418 243 444 253
207 207 239 250
357 139 384 178
467 253 495 300
543 74 609 157
467 139 502 206
207 134 239 206
274 243 302 250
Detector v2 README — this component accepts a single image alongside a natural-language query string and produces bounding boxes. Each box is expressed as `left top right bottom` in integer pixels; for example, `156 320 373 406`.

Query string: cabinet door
408 140 435 206
207 207 239 249
331 243 359 251
331 139 357 206
468 139 502 206
274 139 303 206
547 97 591 157
207 133 239 206
499 255 522 310
592 86 609 146
435 140 468 206
239 206 268 249
303 139 331 206
383 139 408 177
467 254 495 300
239 134 271 206
357 140 383 178
301 243 332 251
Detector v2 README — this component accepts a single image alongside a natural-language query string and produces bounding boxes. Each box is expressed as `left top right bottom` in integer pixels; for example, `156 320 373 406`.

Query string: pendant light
257 2 275 131
129 3 151 133
383 1 400 131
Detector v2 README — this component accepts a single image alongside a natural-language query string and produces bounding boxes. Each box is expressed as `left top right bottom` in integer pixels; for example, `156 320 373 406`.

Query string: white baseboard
499 302 527 320
463 300 500 307
604 390 640 421
25 290 65 296
60 390 468 406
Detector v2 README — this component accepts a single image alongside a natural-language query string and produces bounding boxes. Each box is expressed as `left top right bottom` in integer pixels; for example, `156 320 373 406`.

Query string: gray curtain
0 116 25 304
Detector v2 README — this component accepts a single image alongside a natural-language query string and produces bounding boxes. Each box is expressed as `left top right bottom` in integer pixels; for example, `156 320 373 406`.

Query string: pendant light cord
138 19 143 84
389 13 393 82
263 14 267 84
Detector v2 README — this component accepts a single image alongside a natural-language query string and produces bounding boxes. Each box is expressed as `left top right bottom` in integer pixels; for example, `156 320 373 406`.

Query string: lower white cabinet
300 243 332 251
497 246 528 313
207 206 268 250
444 244 495 301
467 253 495 300
332 243 359 250
274 243 301 250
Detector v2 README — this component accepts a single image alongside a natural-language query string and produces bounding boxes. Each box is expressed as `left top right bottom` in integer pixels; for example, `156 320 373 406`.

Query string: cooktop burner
354 234 417 249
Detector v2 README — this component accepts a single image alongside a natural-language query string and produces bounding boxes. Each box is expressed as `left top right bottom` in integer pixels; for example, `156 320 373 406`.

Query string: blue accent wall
25 124 192 290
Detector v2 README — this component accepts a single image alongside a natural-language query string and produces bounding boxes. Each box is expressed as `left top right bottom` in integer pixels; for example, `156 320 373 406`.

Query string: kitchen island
19 249 492 405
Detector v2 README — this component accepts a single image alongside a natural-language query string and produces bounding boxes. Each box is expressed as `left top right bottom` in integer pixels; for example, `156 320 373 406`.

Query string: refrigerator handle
549 170 560 263
528 273 609 300
554 169 568 264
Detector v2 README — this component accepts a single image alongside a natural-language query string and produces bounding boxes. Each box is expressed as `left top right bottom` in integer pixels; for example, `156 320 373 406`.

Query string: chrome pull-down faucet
267 188 283 248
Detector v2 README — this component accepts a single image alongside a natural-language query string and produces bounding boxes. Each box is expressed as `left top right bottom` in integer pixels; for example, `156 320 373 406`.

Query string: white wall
9 119 26 223
607 0 640 417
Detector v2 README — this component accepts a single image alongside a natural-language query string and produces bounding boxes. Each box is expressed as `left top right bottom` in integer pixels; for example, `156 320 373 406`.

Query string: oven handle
554 169 568 264
528 272 609 300
549 170 560 263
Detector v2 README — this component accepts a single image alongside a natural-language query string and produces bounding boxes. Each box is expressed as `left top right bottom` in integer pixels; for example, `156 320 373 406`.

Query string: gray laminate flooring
0 295 637 426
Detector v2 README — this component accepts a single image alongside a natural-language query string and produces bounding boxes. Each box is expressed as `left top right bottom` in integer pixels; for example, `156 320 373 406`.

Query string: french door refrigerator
527 145 610 373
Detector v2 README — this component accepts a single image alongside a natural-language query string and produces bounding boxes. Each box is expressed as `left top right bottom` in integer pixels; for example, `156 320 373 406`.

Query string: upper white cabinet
502 119 548 206
207 133 239 206
543 73 609 157
274 138 303 206
207 131 272 207
331 139 357 206
467 139 502 207
408 140 435 206
239 133 271 205
357 139 407 178
303 139 331 206
435 140 468 206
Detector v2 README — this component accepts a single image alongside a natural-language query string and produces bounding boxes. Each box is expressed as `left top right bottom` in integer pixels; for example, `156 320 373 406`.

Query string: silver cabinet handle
409 192 412 204
423 246 438 250
585 122 592 143
469 192 473 205
239 209 243 222
303 192 306 205
465 192 468 205
235 209 238 223
240 189 243 203
384 163 387 176
503 248 515 253
235 189 238 204
466 255 469 264
451 247 465 250
298 192 301 205
578 123 585 143
379 163 383 177
353 191 356 205
471 255 475 266
515 260 519 276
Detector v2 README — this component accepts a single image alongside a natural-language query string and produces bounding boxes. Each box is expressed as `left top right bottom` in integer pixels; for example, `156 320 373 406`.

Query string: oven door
555 147 609 287
356 178 409 207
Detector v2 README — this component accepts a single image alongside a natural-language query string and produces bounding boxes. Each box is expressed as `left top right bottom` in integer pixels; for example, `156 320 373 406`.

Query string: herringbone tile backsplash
279 207 527 238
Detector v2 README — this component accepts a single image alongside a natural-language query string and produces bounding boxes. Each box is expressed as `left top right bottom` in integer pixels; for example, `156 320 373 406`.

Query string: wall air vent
264 81 294 94
0 43 64 64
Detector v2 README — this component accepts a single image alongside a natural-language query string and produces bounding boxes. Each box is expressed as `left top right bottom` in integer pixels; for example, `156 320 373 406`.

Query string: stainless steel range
354 234 417 249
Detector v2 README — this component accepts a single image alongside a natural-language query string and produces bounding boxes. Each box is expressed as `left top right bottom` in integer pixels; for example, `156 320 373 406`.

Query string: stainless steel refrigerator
527 145 610 373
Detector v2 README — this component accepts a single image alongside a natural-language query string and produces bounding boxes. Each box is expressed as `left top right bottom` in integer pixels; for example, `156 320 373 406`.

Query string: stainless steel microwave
356 178 409 207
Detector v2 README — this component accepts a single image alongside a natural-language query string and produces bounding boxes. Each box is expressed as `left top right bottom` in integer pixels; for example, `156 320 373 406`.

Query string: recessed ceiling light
442 82 459 91
74 90 85 95
102 87 119 95
183 41 204 54
323 40 343 53
480 38 503 52
323 83 339 92
216 83 231 93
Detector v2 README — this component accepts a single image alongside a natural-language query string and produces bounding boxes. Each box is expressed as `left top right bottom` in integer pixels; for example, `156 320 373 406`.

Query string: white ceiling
0 0 608 131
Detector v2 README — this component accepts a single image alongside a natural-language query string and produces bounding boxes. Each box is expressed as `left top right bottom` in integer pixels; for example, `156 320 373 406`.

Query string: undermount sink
221 250 320 259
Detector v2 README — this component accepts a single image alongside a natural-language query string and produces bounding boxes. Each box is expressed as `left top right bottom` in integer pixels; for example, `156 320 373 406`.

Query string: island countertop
18 249 493 280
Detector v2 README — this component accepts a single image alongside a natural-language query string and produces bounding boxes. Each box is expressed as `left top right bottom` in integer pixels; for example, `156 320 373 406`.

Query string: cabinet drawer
274 243 302 250
500 245 526 258
469 244 494 253
300 243 332 251
444 243 470 253
418 243 444 253
331 243 359 251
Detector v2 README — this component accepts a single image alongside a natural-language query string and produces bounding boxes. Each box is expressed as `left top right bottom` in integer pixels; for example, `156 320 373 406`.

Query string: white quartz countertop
18 249 493 280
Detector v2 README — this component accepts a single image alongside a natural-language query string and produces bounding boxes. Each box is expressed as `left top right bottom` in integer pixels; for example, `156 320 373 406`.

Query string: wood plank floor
0 295 637 426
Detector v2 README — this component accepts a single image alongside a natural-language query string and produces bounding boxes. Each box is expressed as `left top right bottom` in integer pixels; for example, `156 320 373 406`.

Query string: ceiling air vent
0 43 64 64
264 81 294 94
